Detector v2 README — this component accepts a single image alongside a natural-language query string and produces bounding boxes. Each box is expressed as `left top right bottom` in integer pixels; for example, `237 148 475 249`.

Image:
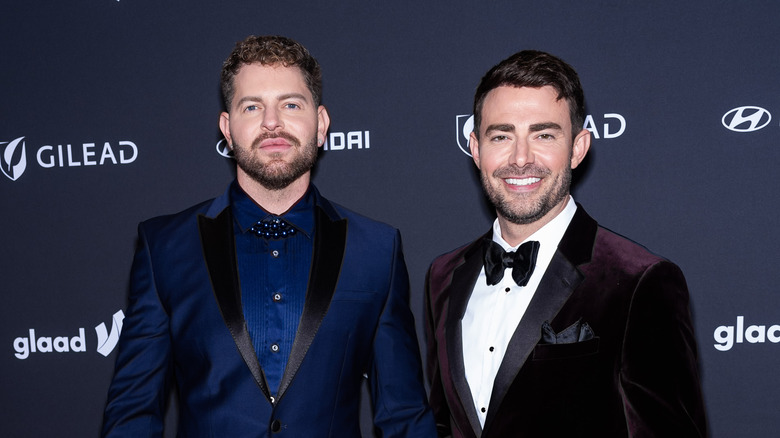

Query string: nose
510 139 534 167
262 107 282 131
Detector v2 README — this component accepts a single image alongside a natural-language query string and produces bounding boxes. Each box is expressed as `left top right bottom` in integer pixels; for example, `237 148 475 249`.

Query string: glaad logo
722 106 772 132
13 329 86 359
12 310 126 359
96 310 125 357
1 136 27 181
455 113 626 156
713 316 780 351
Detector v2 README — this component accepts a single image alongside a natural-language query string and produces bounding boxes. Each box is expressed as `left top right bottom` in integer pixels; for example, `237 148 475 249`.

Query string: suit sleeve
424 264 454 438
619 260 707 437
101 224 172 437
368 230 438 437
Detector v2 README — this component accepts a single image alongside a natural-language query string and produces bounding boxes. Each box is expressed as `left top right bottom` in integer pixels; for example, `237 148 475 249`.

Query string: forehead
480 85 571 129
232 63 310 100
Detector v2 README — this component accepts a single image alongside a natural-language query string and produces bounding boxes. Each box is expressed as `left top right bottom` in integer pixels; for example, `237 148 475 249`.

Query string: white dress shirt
461 197 577 427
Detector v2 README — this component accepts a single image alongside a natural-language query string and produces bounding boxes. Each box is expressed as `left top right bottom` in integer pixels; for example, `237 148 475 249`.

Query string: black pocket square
540 319 595 344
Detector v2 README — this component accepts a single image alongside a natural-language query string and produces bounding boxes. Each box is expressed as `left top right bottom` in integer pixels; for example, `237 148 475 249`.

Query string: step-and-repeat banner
3 2 778 436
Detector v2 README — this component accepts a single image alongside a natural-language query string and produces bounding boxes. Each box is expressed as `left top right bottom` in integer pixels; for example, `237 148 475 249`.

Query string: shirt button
505 287 511 292
271 250 280 258
270 396 276 404
273 293 282 302
489 346 494 352
271 344 279 353
481 407 486 413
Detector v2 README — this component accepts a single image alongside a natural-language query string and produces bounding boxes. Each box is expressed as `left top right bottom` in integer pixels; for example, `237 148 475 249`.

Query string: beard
233 131 318 191
480 163 572 225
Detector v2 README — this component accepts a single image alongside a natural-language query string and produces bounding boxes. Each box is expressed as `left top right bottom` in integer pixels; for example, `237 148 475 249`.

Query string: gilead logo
12 310 125 359
713 316 780 351
2 136 139 182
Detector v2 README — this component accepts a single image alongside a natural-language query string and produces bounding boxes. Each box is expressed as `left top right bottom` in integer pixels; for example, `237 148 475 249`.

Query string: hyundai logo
215 139 234 158
722 106 772 132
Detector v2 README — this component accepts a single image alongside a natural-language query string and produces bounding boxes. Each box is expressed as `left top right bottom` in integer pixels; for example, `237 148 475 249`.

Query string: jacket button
271 419 281 433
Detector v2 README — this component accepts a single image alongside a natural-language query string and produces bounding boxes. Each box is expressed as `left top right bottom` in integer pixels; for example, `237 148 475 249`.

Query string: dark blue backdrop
3 1 779 436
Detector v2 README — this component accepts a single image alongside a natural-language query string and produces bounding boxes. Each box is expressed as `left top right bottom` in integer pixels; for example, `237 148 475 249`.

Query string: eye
283 102 301 110
490 134 509 142
244 104 258 112
537 133 555 140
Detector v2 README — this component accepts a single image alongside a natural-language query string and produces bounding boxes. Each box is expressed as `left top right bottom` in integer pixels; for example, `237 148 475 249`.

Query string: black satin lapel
483 251 583 429
445 245 486 437
198 210 271 400
276 206 347 401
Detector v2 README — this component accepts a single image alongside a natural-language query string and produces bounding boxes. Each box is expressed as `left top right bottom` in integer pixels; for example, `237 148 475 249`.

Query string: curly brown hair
220 35 322 110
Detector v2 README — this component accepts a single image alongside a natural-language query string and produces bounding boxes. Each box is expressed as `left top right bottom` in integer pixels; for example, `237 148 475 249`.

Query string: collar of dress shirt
492 196 578 267
230 180 315 238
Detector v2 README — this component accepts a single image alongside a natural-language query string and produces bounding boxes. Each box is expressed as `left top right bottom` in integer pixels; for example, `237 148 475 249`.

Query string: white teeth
505 177 540 186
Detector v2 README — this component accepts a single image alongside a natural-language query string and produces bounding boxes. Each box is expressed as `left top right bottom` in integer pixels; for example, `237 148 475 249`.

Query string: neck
497 197 570 247
237 172 311 215
497 218 543 247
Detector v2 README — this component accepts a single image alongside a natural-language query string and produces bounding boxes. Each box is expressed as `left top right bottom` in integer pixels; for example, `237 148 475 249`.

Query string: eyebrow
235 92 310 107
484 123 515 134
528 122 563 132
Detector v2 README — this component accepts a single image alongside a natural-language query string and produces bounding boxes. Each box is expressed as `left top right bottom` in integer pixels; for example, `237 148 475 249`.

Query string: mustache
492 164 551 179
251 131 300 149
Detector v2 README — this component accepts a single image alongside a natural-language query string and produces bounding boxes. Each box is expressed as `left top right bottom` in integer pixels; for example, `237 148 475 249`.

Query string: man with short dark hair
102 35 435 437
425 50 706 437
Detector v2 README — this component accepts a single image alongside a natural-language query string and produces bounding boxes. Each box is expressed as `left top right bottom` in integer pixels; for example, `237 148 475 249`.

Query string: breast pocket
531 337 600 361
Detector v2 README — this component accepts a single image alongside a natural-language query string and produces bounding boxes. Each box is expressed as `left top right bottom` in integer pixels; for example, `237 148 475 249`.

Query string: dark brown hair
473 50 585 140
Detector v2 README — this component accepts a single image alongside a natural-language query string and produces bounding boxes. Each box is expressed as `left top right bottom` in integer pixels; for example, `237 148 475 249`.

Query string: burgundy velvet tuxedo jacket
425 205 706 437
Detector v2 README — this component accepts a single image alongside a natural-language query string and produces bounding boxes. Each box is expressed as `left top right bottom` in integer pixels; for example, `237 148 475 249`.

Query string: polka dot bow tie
250 216 297 240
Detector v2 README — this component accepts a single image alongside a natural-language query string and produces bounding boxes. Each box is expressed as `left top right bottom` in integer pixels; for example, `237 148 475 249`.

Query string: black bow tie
250 216 297 239
483 239 540 286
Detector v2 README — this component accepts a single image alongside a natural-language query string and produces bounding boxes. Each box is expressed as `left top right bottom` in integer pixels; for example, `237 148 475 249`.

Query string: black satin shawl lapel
197 209 271 401
276 205 347 401
483 249 584 431
445 240 486 437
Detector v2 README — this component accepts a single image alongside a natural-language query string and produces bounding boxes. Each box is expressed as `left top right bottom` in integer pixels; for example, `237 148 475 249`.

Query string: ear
219 112 232 148
469 131 481 169
570 128 591 169
317 105 331 148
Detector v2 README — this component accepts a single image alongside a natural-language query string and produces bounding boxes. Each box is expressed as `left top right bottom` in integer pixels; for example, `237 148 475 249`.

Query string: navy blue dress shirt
230 182 314 397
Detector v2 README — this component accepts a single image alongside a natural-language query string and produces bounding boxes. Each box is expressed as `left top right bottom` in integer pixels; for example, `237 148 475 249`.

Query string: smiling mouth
504 177 541 186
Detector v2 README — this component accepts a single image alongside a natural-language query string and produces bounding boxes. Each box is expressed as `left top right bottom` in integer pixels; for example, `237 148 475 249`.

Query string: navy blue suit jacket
102 184 435 437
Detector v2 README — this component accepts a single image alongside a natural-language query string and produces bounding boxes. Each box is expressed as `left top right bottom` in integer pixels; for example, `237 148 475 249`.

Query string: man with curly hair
102 35 435 437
